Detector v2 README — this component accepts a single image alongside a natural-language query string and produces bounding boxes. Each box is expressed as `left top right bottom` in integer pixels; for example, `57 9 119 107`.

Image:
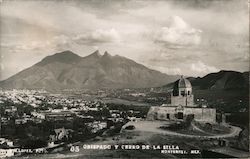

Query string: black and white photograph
0 0 249 158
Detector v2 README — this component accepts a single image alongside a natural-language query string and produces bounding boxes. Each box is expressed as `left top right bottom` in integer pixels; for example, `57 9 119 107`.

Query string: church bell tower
171 76 195 107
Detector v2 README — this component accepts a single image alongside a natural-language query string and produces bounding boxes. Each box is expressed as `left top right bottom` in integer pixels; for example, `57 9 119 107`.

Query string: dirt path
123 121 242 139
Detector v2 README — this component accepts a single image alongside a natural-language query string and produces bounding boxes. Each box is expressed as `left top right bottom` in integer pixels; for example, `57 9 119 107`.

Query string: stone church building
147 76 216 123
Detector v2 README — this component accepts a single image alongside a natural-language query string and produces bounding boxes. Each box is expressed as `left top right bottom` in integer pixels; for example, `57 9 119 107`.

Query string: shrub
125 125 135 130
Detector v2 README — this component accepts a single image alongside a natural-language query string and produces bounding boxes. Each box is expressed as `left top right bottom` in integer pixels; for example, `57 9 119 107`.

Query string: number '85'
70 146 80 152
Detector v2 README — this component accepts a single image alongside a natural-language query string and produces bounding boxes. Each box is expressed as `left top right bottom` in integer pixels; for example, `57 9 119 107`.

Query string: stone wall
146 106 216 123
184 107 216 123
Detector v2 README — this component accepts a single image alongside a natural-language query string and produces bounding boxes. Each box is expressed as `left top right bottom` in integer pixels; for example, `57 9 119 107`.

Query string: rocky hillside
0 50 178 91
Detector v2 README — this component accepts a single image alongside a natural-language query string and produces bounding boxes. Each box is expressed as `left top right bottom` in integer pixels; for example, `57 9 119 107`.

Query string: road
123 121 242 139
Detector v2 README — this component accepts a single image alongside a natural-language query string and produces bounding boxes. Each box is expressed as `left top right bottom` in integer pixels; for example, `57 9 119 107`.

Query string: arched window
181 91 185 96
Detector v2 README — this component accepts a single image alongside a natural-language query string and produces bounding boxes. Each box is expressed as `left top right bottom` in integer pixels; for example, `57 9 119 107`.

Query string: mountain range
0 50 248 91
163 70 249 91
188 70 249 90
0 50 179 91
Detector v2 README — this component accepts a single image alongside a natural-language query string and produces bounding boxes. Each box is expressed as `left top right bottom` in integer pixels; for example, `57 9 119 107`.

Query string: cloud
0 42 40 52
73 28 121 44
0 0 248 79
227 52 249 63
0 34 72 53
146 65 181 75
191 61 219 75
154 16 202 47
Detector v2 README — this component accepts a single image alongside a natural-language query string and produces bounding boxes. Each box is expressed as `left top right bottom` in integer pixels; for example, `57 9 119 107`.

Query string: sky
0 0 249 80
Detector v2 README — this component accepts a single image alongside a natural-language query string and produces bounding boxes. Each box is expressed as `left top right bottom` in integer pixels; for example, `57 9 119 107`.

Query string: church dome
178 76 192 88
172 76 192 96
